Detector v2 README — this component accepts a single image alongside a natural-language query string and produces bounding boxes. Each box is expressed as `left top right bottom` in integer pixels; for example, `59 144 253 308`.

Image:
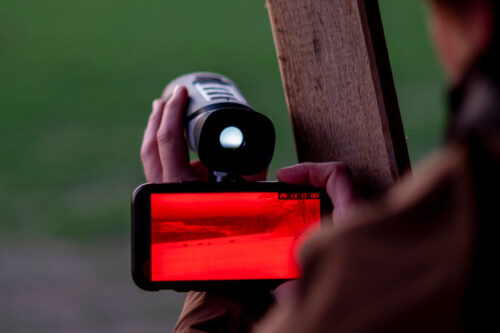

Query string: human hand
273 162 357 303
140 85 267 183
141 86 198 183
277 162 357 224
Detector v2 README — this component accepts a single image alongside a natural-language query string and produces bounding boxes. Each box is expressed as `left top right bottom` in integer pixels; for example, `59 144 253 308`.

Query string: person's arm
255 145 477 333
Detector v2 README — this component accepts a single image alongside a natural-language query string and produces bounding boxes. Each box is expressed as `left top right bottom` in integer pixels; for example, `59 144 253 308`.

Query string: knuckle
165 97 179 112
300 162 315 168
328 163 352 184
325 161 349 173
140 146 153 162
333 162 349 173
140 146 150 160
318 163 351 185
156 127 177 145
140 140 158 161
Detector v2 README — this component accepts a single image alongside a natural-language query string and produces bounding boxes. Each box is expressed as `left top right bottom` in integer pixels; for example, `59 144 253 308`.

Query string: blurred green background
0 0 445 331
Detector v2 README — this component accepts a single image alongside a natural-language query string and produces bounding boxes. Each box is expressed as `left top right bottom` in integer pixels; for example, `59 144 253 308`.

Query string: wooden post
266 0 410 195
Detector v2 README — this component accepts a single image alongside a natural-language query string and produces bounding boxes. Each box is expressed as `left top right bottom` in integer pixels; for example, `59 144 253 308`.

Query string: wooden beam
266 0 410 195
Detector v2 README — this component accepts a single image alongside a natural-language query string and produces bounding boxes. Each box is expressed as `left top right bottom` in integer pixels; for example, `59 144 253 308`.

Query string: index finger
156 86 197 182
141 98 166 183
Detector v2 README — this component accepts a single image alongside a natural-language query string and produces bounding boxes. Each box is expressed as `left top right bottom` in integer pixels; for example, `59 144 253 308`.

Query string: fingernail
172 85 181 96
152 99 159 109
154 98 164 108
278 166 293 173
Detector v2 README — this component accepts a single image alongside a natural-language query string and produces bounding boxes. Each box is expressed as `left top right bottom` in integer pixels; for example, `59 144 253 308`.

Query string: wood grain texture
266 0 410 195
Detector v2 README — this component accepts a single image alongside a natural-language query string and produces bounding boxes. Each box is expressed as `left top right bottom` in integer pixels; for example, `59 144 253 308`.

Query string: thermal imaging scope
163 73 275 180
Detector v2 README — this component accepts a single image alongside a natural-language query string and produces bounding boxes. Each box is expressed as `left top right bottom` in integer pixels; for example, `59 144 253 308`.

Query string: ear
428 0 495 82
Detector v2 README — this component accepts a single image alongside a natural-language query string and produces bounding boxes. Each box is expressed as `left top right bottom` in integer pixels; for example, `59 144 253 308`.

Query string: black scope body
163 73 275 177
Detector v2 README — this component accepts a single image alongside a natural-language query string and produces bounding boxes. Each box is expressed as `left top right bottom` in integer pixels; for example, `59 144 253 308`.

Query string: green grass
0 0 446 240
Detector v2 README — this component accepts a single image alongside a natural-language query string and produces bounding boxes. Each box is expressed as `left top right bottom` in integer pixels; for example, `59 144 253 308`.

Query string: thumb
277 162 357 216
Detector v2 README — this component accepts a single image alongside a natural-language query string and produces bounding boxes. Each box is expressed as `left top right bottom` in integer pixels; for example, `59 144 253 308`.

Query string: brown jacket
174 70 500 332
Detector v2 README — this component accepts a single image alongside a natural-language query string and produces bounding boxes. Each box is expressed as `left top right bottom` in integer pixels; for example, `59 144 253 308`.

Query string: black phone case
131 181 332 291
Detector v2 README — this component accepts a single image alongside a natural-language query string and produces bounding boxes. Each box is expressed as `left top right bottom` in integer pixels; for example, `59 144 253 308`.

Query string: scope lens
219 126 244 149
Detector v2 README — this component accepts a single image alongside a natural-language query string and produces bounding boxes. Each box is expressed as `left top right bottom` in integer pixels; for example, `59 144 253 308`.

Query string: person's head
426 0 498 83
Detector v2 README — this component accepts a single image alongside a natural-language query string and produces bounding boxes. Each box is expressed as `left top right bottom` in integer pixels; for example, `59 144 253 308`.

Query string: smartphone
132 182 332 291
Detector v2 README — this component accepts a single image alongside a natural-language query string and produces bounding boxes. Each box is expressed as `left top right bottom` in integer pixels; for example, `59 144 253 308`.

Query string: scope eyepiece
219 126 244 149
163 72 275 177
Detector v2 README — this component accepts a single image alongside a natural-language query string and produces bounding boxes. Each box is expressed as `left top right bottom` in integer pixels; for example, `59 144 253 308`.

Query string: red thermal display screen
150 192 321 281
